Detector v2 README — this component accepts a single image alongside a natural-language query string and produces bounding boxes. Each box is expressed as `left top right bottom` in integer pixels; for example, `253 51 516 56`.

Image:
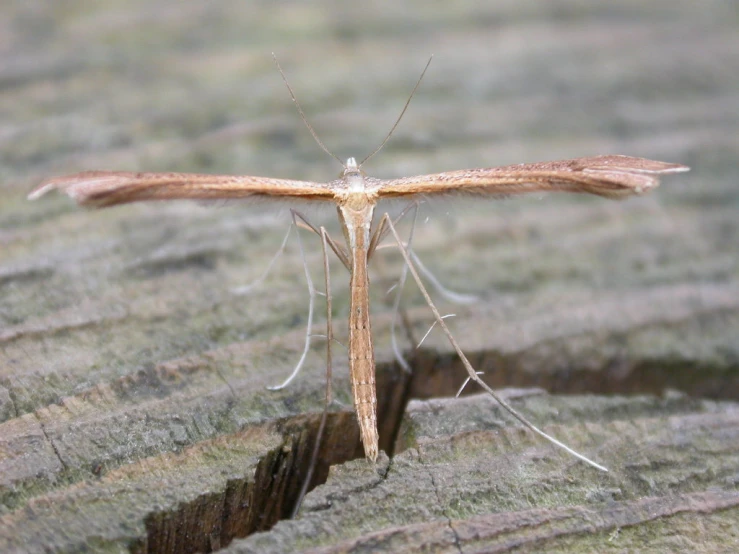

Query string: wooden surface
1 1 738 552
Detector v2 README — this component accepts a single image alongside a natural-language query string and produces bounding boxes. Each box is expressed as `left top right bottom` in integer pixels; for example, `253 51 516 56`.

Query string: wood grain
1 1 737 552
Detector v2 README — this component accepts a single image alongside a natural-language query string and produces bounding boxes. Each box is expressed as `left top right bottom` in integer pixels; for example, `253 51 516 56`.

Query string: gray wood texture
1 1 737 552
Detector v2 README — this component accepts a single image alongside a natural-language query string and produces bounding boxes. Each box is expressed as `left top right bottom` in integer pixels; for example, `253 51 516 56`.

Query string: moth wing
375 155 689 199
30 171 334 207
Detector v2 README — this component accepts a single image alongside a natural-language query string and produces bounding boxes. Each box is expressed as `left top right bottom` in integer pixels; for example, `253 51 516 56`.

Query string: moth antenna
359 55 433 167
272 53 345 167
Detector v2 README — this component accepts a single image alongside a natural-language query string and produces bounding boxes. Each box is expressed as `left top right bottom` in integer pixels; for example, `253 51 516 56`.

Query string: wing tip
28 177 88 204
591 155 690 175
28 182 54 200
658 163 691 174
28 172 123 205
582 155 689 196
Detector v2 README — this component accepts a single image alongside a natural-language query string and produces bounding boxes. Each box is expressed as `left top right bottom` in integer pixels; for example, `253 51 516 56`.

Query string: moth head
341 157 364 178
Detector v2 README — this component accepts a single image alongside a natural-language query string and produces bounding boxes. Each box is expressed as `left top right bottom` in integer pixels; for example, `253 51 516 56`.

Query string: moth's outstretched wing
29 171 334 207
375 155 689 199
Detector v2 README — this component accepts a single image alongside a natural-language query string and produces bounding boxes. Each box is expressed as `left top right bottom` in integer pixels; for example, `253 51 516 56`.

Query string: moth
30 60 689 468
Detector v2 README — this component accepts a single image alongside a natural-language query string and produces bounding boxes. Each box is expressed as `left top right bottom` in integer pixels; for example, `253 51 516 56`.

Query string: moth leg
293 210 350 270
382 214 609 472
318 226 334 405
456 371 484 398
267 210 346 391
375 199 480 305
367 202 422 372
416 314 456 349
292 225 334 517
390 204 417 373
266 210 323 390
367 201 417 259
373 203 476 372
230 212 320 390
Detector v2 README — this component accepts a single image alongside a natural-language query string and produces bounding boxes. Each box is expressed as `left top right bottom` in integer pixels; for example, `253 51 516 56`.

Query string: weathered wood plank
1 0 737 552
